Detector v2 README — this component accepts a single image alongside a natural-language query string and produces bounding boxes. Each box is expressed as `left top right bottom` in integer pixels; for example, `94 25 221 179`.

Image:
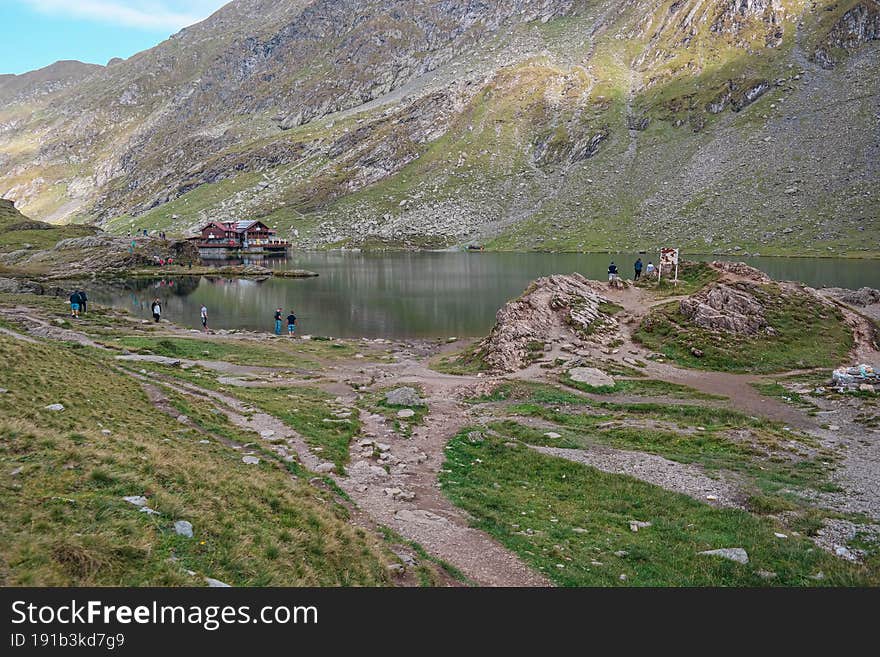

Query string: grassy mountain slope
0 0 877 255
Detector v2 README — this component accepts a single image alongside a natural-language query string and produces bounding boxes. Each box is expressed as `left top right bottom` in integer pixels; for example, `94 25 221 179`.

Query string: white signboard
658 248 680 283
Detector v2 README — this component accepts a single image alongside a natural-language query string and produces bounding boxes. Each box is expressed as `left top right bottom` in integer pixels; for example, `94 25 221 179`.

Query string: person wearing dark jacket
274 308 283 335
634 258 643 281
608 261 619 281
69 291 82 318
77 290 88 314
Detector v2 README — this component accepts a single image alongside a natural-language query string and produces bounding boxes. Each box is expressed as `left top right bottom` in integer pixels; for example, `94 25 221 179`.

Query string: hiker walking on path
77 290 88 314
608 261 619 281
634 258 643 281
200 304 208 332
151 298 162 323
287 310 297 337
69 291 82 318
645 261 656 277
274 307 283 335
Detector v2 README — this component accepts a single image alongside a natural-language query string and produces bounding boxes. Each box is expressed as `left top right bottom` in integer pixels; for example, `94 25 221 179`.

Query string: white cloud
21 0 229 31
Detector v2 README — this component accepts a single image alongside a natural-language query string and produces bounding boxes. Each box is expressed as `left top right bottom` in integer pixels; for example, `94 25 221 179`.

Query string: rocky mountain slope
1 0 878 255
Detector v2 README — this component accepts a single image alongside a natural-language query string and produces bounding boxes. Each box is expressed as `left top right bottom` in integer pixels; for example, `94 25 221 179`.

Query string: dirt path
138 361 548 586
338 376 551 586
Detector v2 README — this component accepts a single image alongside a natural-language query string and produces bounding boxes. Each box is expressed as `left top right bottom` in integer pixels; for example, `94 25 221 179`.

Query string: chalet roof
235 220 258 231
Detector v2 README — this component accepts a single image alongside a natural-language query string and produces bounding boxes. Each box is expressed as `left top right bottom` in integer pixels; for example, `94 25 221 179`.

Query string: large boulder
385 386 423 407
679 282 768 335
480 273 612 372
567 367 615 388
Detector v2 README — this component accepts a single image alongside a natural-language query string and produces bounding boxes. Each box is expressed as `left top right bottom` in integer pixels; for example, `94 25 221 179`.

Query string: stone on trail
385 386 423 407
699 548 749 564
397 409 416 418
569 367 615 388
314 462 335 473
45 404 65 412
544 431 562 439
174 520 194 538
241 455 260 465
260 429 276 438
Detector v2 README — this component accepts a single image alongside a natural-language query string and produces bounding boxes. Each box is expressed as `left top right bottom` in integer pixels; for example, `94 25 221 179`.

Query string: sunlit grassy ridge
0 334 394 586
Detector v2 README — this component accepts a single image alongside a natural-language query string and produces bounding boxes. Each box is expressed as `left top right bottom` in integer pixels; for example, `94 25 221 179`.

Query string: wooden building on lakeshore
191 220 290 259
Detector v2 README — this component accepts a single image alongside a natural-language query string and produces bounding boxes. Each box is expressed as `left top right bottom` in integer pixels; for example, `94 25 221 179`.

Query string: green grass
107 336 325 369
468 381 588 406
752 382 819 411
634 284 854 373
0 201 98 254
440 430 874 586
229 387 359 472
0 334 393 586
634 261 720 297
561 373 726 400
487 388 835 498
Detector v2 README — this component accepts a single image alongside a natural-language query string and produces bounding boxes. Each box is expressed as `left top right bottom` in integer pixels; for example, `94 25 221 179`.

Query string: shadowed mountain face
1 0 878 256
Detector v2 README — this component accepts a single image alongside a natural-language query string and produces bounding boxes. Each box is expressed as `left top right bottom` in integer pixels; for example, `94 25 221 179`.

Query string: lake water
89 252 880 338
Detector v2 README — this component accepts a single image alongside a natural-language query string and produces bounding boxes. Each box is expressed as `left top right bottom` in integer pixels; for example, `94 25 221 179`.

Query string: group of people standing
145 299 295 336
609 257 657 282
274 307 297 336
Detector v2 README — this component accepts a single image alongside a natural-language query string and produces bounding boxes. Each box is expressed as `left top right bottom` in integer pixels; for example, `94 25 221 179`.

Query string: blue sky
1 1 229 75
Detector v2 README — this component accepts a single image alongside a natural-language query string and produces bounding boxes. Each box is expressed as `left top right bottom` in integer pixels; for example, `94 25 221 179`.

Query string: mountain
0 0 878 255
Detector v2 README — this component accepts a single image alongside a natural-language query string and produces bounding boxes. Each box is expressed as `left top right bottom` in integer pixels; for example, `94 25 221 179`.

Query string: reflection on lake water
89 252 880 338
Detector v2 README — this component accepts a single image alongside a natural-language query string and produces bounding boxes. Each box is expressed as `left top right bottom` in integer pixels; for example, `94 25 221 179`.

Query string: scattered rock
699 547 749 564
174 520 194 538
123 495 148 507
242 455 260 465
397 409 416 418
314 462 335 473
629 520 652 532
544 431 562 439
467 431 484 443
205 577 231 588
44 404 65 412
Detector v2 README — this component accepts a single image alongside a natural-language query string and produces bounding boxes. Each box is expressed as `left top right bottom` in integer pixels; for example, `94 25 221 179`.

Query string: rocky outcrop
709 261 772 283
479 273 612 372
679 282 768 334
822 287 880 307
813 1 880 69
